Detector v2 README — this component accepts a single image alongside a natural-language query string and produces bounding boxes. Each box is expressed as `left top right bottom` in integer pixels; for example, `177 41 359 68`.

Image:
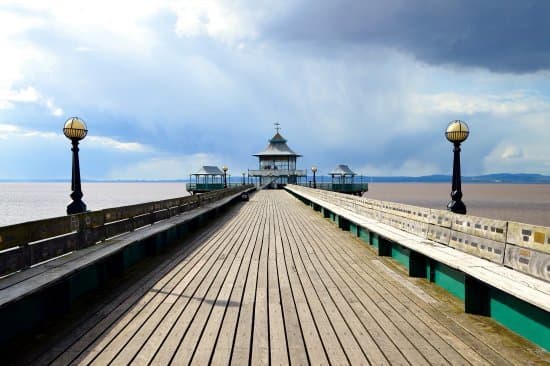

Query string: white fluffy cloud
0 1 549 179
0 123 150 152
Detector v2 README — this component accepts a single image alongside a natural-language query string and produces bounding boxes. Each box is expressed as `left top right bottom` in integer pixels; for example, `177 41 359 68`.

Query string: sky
1 0 549 180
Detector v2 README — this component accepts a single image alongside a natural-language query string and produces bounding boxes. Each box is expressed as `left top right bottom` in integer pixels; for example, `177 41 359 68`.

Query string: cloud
483 142 550 174
111 153 224 180
0 85 63 116
261 0 550 73
0 123 151 152
411 91 550 116
357 159 440 177
87 136 153 153
500 145 524 160
0 1 549 180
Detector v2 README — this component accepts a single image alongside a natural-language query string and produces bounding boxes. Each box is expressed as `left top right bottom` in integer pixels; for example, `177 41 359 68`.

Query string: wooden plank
169 200 260 364
229 201 266 365
272 198 308 365
47 209 236 366
283 200 382 365
274 197 330 365
22 188 548 366
209 195 267 365
289 191 513 365
285 190 461 364
107 208 253 365
281 196 408 365
250 199 271 366
130 202 254 365
297 201 476 365
188 198 262 365
277 197 351 365
266 199 290 365
59 207 241 365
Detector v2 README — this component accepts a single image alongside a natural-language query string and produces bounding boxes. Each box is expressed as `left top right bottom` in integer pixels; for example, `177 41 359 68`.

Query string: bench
285 185 550 351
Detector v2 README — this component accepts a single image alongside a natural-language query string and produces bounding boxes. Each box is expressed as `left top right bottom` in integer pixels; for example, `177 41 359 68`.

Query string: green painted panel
123 241 147 268
371 233 379 249
69 266 99 301
391 244 410 270
433 262 465 301
490 288 550 351
350 223 359 237
358 227 371 244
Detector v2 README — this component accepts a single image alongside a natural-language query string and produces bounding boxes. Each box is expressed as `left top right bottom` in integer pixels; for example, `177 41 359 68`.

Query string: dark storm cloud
264 0 550 73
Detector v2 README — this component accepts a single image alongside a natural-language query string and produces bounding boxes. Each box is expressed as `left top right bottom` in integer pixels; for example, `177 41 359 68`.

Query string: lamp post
63 117 88 215
222 165 228 188
311 166 317 189
445 120 469 214
242 172 246 185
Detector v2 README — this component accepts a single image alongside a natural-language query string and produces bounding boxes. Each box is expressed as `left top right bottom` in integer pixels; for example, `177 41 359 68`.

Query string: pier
1 188 548 364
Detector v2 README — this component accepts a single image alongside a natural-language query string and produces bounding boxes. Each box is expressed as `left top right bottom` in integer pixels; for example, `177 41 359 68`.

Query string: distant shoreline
0 173 549 184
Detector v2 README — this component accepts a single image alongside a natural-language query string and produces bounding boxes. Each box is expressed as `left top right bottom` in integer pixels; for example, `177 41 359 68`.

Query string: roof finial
274 122 281 134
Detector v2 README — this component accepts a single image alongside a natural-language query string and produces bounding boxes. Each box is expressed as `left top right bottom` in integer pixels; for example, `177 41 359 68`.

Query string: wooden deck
34 190 548 365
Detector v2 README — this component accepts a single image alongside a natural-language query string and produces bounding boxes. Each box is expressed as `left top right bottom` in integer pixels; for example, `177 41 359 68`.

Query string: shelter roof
329 164 356 176
253 132 302 157
192 166 224 175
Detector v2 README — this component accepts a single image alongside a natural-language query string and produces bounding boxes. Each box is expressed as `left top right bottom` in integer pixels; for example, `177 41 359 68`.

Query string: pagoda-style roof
192 166 224 176
253 132 302 157
329 164 356 176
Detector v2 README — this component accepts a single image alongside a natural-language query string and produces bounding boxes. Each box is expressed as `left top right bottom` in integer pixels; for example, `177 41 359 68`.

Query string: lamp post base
447 200 466 214
67 200 87 215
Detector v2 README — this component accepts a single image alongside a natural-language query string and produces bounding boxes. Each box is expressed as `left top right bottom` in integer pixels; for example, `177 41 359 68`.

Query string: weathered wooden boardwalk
34 190 547 365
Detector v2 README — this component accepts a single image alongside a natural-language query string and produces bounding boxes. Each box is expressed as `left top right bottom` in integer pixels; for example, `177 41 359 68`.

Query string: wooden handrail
0 185 253 277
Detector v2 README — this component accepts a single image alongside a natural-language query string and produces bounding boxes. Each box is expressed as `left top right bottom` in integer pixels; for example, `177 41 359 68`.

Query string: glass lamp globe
63 117 88 140
445 120 469 143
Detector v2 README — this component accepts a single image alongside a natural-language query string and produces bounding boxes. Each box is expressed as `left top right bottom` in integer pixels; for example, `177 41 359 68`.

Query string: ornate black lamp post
242 172 246 185
223 166 228 188
63 117 88 215
311 166 317 188
445 120 469 214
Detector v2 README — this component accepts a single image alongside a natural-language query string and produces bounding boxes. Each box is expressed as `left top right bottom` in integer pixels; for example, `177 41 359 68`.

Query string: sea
0 182 548 227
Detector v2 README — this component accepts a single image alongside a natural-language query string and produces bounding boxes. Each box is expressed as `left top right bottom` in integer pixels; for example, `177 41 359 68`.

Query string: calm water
365 183 550 227
0 183 189 227
0 183 548 227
